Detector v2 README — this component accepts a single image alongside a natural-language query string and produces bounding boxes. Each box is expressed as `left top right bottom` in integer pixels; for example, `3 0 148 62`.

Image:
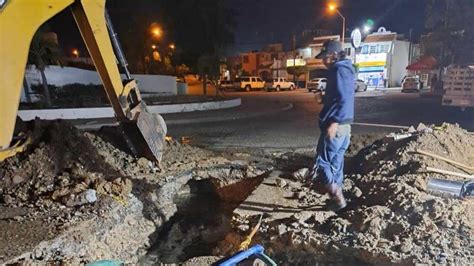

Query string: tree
109 0 236 74
175 64 190 77
424 0 474 67
28 27 62 107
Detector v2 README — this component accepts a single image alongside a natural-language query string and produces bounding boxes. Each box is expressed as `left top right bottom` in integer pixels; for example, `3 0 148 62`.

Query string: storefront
353 27 412 88
356 53 388 88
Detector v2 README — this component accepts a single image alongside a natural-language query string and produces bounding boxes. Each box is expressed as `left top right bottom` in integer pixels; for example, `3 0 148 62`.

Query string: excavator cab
0 0 166 162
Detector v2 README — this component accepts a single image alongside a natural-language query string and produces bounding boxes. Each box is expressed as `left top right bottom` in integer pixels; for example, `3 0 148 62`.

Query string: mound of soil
0 120 273 264
225 124 474 265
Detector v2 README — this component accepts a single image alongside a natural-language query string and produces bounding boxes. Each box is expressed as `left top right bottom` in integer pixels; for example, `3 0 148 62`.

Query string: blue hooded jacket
319 59 355 130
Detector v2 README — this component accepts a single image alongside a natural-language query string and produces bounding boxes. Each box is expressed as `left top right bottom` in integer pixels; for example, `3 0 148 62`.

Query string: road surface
164 89 474 153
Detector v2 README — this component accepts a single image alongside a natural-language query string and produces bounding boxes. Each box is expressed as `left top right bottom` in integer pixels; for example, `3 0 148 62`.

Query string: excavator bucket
121 102 167 163
70 0 167 163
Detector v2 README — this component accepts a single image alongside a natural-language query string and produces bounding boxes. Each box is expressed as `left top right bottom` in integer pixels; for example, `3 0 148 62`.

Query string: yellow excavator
0 0 167 162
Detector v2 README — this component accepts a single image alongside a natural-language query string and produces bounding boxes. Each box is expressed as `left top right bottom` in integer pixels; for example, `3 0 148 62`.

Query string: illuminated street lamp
328 3 346 41
364 25 371 34
169 43 175 50
150 25 162 39
151 44 157 50
72 49 79 58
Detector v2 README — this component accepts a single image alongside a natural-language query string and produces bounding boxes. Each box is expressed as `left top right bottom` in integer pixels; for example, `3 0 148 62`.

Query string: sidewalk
356 87 401 97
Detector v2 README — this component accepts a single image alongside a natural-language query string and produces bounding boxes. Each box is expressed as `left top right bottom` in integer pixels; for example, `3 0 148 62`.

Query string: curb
18 98 241 121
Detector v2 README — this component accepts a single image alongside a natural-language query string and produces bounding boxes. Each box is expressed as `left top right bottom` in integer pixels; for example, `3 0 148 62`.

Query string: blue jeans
311 124 351 186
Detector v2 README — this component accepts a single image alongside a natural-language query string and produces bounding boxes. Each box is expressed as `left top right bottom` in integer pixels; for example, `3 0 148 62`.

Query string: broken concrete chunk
237 224 250 232
12 175 25 185
292 168 309 181
294 191 306 199
275 178 287 188
441 219 454 229
277 224 288 235
353 187 363 198
63 189 97 207
416 123 433 133
399 241 413 253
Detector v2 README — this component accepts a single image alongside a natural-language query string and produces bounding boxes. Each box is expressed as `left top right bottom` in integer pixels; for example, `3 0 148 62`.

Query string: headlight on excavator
0 0 7 10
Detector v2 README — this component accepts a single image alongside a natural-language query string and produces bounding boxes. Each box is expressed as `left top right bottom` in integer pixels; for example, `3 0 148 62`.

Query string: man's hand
327 122 339 139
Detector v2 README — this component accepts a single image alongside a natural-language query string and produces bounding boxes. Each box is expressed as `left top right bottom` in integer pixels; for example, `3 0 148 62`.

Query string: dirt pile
224 124 474 265
0 121 133 208
0 120 273 264
0 121 222 208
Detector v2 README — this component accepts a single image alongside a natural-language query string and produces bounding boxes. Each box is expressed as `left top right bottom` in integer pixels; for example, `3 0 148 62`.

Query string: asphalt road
165 89 474 153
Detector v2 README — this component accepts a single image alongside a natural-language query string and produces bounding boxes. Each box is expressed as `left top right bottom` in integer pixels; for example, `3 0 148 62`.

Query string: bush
29 83 110 108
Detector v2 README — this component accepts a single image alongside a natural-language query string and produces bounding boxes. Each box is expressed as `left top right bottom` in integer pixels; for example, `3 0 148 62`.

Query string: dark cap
315 40 343 59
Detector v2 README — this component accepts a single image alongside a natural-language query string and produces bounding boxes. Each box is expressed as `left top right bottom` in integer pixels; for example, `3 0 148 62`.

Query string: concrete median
18 98 241 121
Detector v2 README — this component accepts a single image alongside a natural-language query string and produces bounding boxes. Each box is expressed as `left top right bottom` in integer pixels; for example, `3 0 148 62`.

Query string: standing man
309 40 355 211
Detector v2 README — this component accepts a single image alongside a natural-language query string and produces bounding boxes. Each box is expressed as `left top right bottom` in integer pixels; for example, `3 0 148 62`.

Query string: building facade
237 44 287 79
226 28 415 88
355 28 412 88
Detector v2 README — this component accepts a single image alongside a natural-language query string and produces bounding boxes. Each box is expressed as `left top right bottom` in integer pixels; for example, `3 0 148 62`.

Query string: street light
151 44 157 50
328 3 346 41
150 25 162 39
364 25 371 34
169 43 175 50
72 49 79 58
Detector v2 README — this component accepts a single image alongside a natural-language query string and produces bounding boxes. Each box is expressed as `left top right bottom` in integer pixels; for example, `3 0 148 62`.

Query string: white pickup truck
233 76 265 92
264 77 296 92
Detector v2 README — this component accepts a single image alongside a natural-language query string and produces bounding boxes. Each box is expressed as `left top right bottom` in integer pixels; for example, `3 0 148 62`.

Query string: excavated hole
141 175 266 264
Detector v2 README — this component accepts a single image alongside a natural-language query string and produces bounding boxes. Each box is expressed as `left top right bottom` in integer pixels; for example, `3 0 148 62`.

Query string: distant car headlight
0 0 8 10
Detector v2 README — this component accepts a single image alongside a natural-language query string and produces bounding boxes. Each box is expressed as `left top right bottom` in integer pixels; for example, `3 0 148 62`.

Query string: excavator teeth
121 103 166 163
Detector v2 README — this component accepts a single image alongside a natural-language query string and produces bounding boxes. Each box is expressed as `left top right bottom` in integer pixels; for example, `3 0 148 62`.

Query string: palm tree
28 27 61 107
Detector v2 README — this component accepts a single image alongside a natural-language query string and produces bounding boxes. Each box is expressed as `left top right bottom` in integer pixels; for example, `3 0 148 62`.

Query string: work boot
308 178 327 195
306 168 327 195
325 183 347 211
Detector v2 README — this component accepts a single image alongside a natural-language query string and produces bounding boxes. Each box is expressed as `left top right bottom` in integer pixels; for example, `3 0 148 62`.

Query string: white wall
131 74 176 95
389 40 410 87
23 66 177 102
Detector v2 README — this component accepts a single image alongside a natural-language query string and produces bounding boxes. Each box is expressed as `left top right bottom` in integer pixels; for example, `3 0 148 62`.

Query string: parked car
218 80 234 91
355 79 368 92
307 78 327 93
264 77 296 92
401 76 421 92
233 76 265 92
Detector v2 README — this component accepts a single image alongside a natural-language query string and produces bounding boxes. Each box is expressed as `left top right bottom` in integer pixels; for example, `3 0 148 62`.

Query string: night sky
227 0 426 53
48 0 427 57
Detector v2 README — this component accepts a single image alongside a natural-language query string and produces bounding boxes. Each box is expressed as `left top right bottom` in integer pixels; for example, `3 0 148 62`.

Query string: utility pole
328 4 346 43
293 34 296 85
341 12 345 42
408 28 413 63
439 0 451 80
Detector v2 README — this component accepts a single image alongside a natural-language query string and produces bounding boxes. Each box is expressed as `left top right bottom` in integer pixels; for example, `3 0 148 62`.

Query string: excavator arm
0 0 166 162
